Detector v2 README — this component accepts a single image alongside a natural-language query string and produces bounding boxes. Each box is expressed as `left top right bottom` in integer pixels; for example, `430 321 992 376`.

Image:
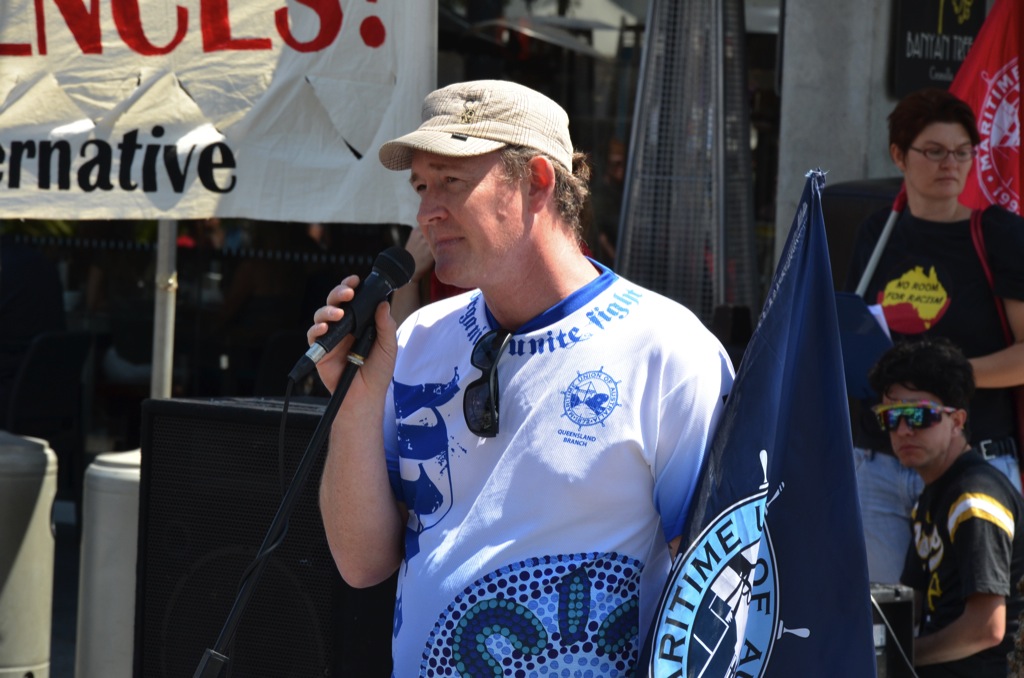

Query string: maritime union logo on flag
646 451 809 678
974 56 1020 212
950 0 1022 214
645 170 876 676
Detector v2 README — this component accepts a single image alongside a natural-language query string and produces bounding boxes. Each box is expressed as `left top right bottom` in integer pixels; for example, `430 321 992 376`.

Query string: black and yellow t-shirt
901 451 1024 677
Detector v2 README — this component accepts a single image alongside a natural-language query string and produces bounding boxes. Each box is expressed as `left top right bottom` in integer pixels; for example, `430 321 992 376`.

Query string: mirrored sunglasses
871 400 957 433
463 329 512 437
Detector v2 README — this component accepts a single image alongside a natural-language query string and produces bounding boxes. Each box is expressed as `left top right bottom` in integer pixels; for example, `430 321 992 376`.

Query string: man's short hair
868 337 975 410
498 146 591 237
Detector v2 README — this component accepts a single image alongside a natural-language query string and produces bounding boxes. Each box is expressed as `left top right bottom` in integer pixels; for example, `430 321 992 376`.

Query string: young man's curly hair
868 337 975 412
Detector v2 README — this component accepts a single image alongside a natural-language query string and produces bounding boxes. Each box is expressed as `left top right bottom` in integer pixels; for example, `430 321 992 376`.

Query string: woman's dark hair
868 337 974 411
888 88 980 153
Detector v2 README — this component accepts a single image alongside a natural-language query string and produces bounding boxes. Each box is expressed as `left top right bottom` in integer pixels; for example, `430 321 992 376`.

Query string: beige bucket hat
379 79 573 172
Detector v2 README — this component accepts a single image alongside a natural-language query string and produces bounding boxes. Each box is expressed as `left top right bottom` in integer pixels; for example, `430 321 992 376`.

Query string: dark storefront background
0 1 781 503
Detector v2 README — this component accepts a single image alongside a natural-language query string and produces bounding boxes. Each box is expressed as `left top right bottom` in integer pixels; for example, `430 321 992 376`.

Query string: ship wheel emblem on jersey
562 367 621 429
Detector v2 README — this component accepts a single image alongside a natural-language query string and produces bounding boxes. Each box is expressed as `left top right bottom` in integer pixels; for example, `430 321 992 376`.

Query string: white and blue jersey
382 262 734 676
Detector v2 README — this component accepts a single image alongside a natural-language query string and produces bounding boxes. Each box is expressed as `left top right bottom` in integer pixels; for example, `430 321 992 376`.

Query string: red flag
949 0 1022 215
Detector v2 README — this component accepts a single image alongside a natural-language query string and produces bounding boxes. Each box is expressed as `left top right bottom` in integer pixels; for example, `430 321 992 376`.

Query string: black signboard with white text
892 0 986 96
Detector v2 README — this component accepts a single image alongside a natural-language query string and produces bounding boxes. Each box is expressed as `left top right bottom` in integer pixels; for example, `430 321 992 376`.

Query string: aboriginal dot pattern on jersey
420 552 643 677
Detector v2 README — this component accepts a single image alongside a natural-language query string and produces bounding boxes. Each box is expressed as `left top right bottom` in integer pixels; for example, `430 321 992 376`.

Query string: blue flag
644 170 876 677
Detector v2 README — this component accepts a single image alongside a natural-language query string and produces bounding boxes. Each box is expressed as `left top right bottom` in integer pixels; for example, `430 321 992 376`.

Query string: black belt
976 437 1017 460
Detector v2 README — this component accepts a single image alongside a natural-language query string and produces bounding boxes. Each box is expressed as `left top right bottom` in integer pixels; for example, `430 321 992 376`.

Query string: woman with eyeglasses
844 87 1024 587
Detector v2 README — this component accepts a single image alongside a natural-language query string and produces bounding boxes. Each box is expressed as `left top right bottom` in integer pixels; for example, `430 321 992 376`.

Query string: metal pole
714 0 726 308
614 0 657 275
151 220 177 399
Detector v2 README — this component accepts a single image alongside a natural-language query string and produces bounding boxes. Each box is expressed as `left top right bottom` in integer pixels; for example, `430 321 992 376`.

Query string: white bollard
75 450 140 678
0 432 56 678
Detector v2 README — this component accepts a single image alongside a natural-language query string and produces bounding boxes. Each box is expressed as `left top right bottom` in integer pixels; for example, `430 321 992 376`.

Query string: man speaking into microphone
307 80 734 676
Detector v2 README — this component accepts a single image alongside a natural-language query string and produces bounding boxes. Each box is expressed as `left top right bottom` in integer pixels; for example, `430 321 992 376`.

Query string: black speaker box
871 583 915 678
135 397 396 677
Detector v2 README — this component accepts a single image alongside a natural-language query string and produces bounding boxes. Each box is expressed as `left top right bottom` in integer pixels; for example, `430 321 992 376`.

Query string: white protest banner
0 0 435 223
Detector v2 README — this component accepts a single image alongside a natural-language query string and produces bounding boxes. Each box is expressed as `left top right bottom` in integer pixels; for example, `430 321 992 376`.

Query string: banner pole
151 219 177 399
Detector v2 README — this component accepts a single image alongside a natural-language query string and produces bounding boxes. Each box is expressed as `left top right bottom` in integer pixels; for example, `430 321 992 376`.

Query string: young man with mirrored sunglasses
869 337 1024 676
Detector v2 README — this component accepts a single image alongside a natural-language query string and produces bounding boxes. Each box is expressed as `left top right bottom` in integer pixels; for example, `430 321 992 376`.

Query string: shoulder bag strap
969 208 1014 346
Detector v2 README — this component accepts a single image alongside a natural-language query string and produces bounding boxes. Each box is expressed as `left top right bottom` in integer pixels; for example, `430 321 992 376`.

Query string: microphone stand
192 326 377 678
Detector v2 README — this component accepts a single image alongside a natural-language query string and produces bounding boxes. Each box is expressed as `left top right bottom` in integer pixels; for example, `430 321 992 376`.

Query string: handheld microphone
288 246 416 382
